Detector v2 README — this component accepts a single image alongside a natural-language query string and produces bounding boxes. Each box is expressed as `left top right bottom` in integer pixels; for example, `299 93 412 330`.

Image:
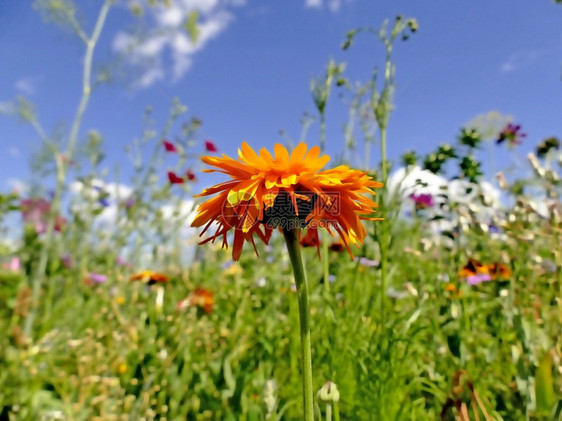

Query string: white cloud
501 49 545 73
114 0 240 87
161 199 195 224
305 0 349 12
15 77 37 96
305 0 322 8
8 147 20 157
0 101 15 114
6 178 29 194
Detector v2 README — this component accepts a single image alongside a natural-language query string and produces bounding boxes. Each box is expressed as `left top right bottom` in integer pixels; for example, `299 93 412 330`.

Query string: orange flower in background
487 262 512 280
458 259 512 285
458 259 489 278
191 142 382 260
179 287 214 314
130 271 169 285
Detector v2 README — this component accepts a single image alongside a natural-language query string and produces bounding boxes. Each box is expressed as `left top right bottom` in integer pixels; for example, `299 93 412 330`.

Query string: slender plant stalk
319 112 330 291
326 403 332 421
24 0 112 338
283 228 314 421
333 402 340 421
379 126 388 316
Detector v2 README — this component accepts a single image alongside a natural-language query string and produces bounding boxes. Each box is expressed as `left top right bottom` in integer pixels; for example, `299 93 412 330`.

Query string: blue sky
1 0 562 195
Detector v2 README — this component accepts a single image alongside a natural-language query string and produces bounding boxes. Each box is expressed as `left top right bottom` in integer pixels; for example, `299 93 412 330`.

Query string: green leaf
535 351 556 415
184 10 199 43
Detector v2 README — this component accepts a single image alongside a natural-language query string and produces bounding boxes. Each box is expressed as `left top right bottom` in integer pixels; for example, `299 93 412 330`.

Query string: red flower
168 171 184 184
204 139 218 153
163 140 177 153
186 170 197 182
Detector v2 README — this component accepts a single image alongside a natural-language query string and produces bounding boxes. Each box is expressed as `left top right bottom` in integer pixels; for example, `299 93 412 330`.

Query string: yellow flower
191 142 382 260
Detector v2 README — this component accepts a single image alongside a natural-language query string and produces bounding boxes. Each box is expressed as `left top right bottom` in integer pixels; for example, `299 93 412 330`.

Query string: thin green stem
283 228 314 421
319 112 330 290
333 402 340 421
23 0 112 339
379 126 388 316
319 112 326 154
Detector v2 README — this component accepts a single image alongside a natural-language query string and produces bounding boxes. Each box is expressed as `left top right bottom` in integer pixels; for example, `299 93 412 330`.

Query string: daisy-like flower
191 142 382 261
458 259 511 285
130 270 169 285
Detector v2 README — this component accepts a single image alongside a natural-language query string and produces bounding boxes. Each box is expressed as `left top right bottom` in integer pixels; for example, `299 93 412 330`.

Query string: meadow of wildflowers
0 2 561 420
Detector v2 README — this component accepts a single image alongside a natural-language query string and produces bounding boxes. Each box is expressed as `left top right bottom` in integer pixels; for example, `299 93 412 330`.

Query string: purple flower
409 193 434 209
466 274 492 285
88 273 107 284
497 123 526 146
99 197 110 208
355 257 380 267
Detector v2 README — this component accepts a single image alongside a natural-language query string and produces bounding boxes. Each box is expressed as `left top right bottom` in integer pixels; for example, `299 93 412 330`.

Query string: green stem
319 112 326 155
319 112 330 291
379 126 388 317
23 0 112 339
283 228 314 421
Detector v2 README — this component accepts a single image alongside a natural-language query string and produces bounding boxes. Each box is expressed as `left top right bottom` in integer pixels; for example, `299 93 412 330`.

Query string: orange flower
179 287 214 314
191 142 382 260
458 259 489 278
129 270 169 285
487 262 512 280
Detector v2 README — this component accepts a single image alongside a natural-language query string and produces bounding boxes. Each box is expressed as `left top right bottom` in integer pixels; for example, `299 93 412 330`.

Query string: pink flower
163 140 177 153
167 171 184 185
1 257 20 272
84 273 107 286
409 193 434 209
466 274 492 285
21 198 66 234
204 139 218 153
